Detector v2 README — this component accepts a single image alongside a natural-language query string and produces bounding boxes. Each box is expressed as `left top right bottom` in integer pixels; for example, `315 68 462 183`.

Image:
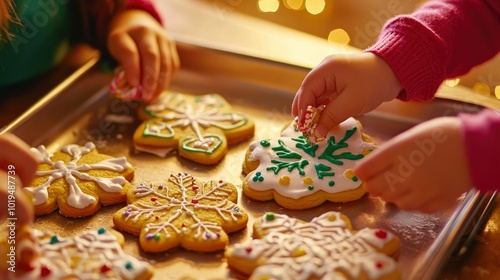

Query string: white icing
247 117 376 199
8 229 150 280
119 173 245 249
24 142 131 209
228 211 398 280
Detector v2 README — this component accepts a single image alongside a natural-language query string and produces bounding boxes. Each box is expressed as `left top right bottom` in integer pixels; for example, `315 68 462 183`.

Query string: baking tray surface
5 62 488 280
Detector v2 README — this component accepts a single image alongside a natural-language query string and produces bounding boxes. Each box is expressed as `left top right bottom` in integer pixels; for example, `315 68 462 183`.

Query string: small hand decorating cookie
225 211 400 280
0 226 153 280
133 92 255 164
113 172 248 253
24 142 134 218
242 117 376 210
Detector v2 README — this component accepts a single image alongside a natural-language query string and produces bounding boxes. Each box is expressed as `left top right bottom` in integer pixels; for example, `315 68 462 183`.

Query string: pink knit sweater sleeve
366 0 500 101
459 109 500 192
126 0 163 25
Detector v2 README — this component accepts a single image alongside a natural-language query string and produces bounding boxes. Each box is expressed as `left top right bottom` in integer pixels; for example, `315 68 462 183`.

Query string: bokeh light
472 82 491 96
258 0 279 12
284 0 304 10
328 29 350 45
444 78 460 87
305 0 325 15
495 85 500 99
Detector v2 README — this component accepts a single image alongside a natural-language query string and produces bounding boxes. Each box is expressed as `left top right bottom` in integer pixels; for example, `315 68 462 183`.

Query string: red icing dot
375 229 387 239
191 199 198 204
181 223 186 228
20 261 35 272
245 247 252 253
101 264 112 273
376 261 384 269
151 197 157 202
40 265 51 277
192 186 199 191
155 216 160 221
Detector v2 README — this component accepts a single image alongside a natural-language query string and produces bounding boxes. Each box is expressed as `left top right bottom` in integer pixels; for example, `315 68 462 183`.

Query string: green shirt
0 0 77 87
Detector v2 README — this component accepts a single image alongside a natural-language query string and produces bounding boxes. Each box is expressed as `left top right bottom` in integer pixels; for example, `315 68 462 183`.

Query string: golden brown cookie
225 211 400 280
1 226 153 279
242 117 377 210
24 142 134 218
133 92 254 165
113 172 248 253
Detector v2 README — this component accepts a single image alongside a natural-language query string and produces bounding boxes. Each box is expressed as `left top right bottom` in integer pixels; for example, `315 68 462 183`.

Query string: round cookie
242 117 377 210
24 142 134 218
225 211 400 280
113 172 248 253
133 92 255 164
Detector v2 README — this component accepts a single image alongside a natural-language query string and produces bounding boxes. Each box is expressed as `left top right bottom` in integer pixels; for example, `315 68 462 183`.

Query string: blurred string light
495 85 500 99
473 82 491 96
258 0 325 14
444 78 460 87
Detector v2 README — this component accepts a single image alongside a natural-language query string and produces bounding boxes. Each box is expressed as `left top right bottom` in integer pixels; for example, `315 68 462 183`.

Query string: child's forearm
366 0 500 102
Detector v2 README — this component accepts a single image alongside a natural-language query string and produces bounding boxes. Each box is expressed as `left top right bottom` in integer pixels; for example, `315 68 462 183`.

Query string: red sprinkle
155 216 160 221
151 197 157 202
245 247 252 253
181 223 186 228
191 199 198 204
101 264 112 273
375 229 387 239
376 261 383 269
40 265 51 277
219 180 223 183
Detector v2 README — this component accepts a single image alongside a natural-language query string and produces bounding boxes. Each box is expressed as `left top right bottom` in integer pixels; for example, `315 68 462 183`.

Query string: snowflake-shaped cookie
0 227 152 279
225 211 400 280
25 142 134 217
133 93 254 164
113 172 249 252
242 118 377 209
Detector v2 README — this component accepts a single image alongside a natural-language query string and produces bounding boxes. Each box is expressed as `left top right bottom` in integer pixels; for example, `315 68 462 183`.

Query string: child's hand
354 117 472 213
107 9 180 103
292 52 402 137
0 133 38 224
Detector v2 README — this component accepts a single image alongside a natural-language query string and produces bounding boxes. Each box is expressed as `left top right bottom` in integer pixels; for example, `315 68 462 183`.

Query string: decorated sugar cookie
113 172 248 252
242 117 377 210
133 93 255 164
225 211 400 280
25 142 134 217
0 226 153 280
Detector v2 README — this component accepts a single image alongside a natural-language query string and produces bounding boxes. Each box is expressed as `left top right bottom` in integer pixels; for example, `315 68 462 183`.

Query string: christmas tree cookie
242 117 377 209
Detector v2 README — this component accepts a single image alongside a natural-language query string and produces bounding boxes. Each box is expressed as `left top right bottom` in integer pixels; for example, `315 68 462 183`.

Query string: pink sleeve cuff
459 109 500 193
126 0 163 25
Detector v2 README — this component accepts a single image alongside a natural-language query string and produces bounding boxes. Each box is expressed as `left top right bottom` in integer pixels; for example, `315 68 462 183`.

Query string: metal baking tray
4 42 497 280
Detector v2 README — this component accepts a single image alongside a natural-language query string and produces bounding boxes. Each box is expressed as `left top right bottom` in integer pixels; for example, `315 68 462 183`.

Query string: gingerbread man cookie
113 172 248 252
242 117 377 210
1 226 153 280
25 142 134 217
225 211 400 280
133 92 255 164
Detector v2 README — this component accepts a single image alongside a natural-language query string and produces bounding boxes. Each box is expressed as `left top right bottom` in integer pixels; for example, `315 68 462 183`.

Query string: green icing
292 135 318 157
272 139 302 159
260 140 270 147
267 159 309 175
181 134 223 154
315 163 335 179
318 127 364 165
142 120 175 138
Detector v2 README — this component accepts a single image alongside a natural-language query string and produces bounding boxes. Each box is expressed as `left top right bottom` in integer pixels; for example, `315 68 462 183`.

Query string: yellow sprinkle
303 176 313 185
345 169 355 179
279 176 290 185
328 214 336 221
291 247 307 258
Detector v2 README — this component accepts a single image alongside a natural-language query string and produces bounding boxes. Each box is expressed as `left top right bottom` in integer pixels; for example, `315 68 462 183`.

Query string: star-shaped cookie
133 93 255 164
25 142 134 218
113 172 248 252
225 211 400 280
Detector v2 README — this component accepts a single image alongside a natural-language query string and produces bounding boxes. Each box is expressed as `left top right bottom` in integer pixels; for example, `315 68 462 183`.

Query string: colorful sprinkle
376 261 384 269
233 206 240 212
265 213 275 221
158 185 164 190
49 235 59 244
303 176 313 185
307 185 314 191
375 229 387 239
327 214 336 221
252 171 264 182
145 233 155 240
245 246 253 253
191 199 199 204
205 233 211 238
123 210 130 217
328 181 335 187
100 264 111 273
154 234 161 241
125 261 133 270
352 176 358 182
97 228 106 235
151 197 157 202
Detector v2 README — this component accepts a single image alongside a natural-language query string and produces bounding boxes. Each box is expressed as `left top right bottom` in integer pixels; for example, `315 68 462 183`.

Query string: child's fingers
0 133 38 186
134 32 160 103
108 34 140 87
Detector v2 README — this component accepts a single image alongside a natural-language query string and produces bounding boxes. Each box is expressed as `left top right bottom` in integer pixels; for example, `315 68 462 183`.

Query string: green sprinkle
125 261 133 270
352 176 358 182
154 234 161 241
308 185 314 191
329 181 335 187
260 140 270 147
265 213 275 221
50 235 59 244
98 228 106 235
